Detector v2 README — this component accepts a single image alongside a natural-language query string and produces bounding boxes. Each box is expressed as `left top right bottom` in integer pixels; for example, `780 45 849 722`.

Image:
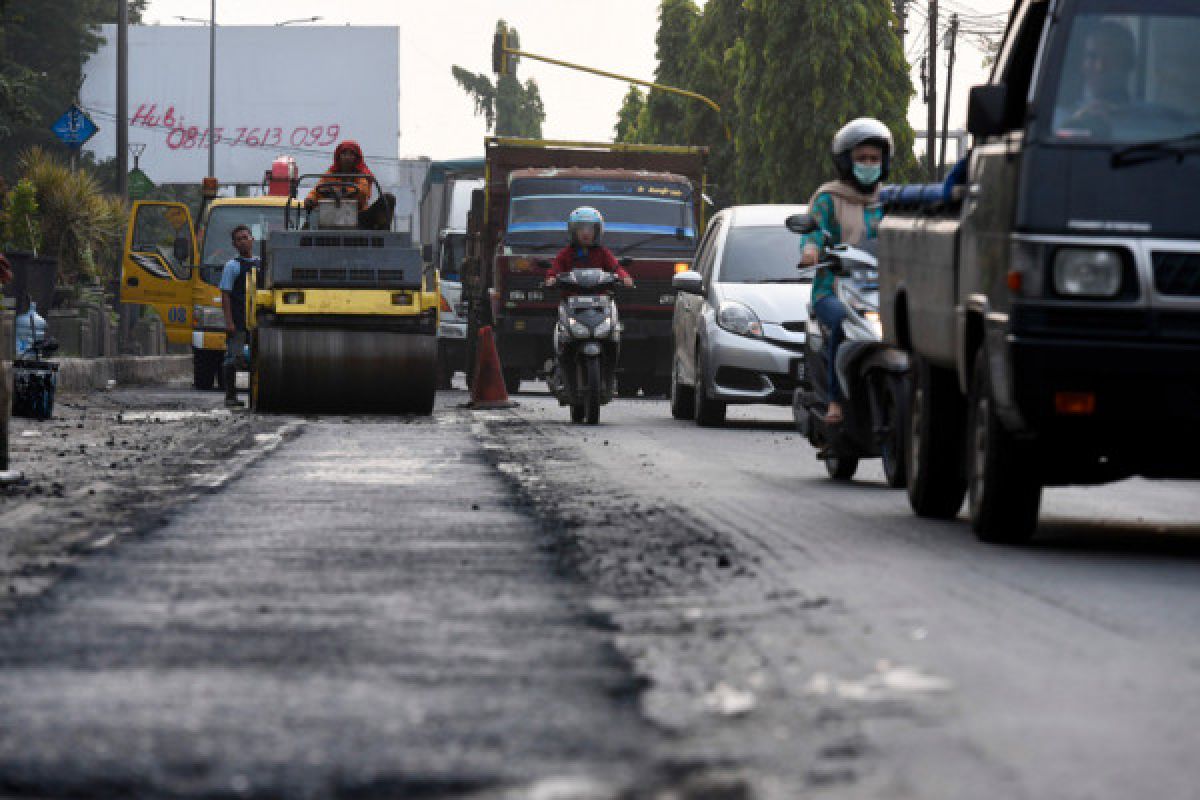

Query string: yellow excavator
246 173 439 414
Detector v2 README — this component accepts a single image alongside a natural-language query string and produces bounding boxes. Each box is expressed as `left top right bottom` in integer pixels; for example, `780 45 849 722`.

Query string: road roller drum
253 326 437 415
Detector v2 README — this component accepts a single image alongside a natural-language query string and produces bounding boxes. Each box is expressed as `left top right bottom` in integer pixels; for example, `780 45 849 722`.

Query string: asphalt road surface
2 385 1198 799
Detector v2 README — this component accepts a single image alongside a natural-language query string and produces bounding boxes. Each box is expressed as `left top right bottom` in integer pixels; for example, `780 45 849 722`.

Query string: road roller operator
303 140 396 232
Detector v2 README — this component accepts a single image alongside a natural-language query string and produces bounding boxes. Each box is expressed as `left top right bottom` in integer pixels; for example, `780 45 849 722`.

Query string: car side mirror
967 84 1009 138
618 257 633 268
785 213 819 235
672 270 704 296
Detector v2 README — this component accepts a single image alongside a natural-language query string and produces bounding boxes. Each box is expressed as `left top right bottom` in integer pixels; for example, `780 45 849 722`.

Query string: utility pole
116 0 128 199
207 0 217 178
893 0 909 35
926 0 938 180
939 13 959 176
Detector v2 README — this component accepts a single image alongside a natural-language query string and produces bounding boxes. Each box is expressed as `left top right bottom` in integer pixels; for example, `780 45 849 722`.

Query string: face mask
853 162 882 186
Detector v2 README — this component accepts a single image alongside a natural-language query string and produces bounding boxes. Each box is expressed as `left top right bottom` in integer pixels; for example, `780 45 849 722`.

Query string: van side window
695 220 723 281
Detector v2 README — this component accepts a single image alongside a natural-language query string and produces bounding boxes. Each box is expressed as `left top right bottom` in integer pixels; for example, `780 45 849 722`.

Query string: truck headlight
717 301 763 338
1053 249 1123 298
569 319 590 338
192 305 226 328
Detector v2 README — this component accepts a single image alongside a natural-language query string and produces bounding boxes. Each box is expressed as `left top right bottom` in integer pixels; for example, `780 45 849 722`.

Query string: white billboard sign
82 25 400 187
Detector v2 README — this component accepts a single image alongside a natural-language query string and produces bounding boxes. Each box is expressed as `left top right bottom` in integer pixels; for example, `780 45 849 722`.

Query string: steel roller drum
253 327 437 415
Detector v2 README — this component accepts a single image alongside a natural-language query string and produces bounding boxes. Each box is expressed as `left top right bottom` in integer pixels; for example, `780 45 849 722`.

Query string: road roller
247 174 439 414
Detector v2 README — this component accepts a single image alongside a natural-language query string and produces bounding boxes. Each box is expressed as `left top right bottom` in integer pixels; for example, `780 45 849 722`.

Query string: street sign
51 104 99 147
128 168 155 200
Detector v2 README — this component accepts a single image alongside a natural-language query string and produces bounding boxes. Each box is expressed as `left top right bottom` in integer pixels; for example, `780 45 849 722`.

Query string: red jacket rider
545 206 632 288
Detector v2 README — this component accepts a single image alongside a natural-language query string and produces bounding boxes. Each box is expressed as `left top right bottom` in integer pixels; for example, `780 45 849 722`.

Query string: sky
139 0 1015 162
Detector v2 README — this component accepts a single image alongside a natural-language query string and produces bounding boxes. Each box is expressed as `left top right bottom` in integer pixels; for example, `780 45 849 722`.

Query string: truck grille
1153 252 1200 297
291 267 411 286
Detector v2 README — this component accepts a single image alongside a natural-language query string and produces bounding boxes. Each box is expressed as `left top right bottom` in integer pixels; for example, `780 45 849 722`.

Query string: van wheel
907 355 966 518
967 349 1042 543
694 349 726 427
669 363 695 420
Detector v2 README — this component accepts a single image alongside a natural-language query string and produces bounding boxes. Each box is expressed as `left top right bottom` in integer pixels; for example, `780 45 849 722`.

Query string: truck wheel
617 374 641 398
694 350 726 427
967 349 1042 543
669 363 695 420
192 347 220 390
880 373 909 489
907 355 966 518
570 402 586 424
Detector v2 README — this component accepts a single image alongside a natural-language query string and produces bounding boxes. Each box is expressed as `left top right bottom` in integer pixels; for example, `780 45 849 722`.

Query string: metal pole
939 14 959 176
116 0 128 198
207 0 215 178
927 0 938 180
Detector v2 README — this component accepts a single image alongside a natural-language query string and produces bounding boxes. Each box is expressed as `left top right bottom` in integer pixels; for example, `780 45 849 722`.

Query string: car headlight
594 318 613 337
193 305 226 328
717 301 763 338
1053 248 1123 298
569 319 590 338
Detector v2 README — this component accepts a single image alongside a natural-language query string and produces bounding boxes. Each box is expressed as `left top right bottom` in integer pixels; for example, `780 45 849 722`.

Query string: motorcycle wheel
585 358 601 425
825 453 859 481
880 373 909 489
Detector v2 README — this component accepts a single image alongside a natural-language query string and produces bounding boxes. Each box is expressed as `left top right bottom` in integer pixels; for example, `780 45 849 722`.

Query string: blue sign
51 105 99 148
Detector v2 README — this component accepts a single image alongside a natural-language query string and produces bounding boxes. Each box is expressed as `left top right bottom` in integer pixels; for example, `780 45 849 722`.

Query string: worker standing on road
544 207 634 288
304 140 396 231
219 225 259 408
799 118 893 426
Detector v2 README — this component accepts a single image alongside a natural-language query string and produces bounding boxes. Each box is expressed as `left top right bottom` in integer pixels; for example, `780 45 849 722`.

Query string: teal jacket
803 188 884 303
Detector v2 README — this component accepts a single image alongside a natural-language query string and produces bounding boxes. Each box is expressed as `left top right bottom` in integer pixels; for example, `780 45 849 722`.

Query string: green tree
0 0 147 181
452 20 545 139
639 0 700 145
614 85 645 143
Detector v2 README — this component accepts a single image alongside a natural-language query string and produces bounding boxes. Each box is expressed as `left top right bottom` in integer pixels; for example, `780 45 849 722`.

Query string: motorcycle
786 213 910 486
544 266 628 425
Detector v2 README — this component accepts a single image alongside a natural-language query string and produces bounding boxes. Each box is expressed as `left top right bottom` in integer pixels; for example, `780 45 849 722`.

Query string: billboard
82 25 400 187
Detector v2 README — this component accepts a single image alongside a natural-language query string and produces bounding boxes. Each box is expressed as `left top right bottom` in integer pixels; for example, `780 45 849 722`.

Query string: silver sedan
669 204 811 426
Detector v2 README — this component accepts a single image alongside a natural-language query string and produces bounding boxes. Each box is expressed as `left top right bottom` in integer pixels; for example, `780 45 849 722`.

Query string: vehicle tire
503 368 522 396
570 402 586 423
669 362 695 420
437 356 454 390
694 349 726 427
826 454 859 481
880 373 909 489
192 347 220 390
907 355 967 518
584 357 602 425
967 349 1042 543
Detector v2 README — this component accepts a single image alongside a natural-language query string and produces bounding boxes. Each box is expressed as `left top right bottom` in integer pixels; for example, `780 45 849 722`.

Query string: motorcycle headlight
569 319 590 338
863 310 883 338
594 318 613 337
1053 248 1123 298
717 301 763 338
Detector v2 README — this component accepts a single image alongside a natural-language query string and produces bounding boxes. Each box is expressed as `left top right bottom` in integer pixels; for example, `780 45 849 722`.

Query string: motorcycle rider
799 118 893 425
544 206 634 289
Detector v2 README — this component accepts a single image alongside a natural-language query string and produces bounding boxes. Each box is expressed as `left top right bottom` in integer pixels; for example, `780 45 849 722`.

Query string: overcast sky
141 0 1014 161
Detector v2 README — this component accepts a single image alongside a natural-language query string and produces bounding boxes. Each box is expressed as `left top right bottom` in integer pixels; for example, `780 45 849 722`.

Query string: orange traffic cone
469 326 516 409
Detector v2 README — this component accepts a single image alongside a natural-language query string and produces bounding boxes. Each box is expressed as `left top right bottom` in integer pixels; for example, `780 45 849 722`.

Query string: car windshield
198 205 293 285
716 226 806 283
506 178 696 255
1047 4 1200 144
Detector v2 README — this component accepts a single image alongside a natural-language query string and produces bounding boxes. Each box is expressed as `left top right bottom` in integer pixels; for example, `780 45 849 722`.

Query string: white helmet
832 117 894 189
568 206 604 244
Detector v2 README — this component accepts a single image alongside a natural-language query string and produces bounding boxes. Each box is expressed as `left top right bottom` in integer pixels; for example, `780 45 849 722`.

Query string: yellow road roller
247 174 439 414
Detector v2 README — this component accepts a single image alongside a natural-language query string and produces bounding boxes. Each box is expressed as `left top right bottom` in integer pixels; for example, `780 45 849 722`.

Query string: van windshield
1047 3 1200 145
198 205 293 285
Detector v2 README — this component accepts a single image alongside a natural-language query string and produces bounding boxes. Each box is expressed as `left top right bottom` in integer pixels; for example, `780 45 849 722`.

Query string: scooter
545 267 626 425
786 213 910 486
